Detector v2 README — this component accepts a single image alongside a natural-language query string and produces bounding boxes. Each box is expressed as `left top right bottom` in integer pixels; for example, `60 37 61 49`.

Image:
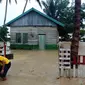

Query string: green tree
42 0 73 33
80 29 85 37
0 26 9 41
0 0 17 41
42 0 69 19
81 3 85 28
42 0 83 71
80 29 85 41
0 0 41 41
42 0 85 33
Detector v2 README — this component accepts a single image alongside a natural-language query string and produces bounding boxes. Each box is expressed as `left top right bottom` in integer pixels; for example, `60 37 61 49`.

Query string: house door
38 34 45 50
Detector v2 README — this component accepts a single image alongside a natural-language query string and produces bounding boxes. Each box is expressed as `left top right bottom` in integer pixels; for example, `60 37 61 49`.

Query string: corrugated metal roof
6 8 65 27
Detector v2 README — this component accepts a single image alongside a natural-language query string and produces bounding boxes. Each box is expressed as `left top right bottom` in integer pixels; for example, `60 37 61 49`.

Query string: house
6 8 65 50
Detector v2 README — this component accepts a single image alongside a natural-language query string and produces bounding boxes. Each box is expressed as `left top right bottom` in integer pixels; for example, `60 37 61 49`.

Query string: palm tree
36 0 41 7
0 0 17 3
41 0 57 19
71 0 81 69
23 0 42 13
3 0 8 26
42 0 81 71
0 0 17 26
41 0 75 36
0 0 17 56
0 0 41 24
42 0 69 20
23 0 28 13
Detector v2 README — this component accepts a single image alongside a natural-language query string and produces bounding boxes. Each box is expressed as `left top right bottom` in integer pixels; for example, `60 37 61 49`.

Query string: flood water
0 50 85 85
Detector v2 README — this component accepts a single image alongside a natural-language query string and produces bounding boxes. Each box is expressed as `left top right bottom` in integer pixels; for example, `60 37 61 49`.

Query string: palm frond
9 0 11 4
0 0 2 3
23 0 28 13
15 0 17 4
36 0 42 8
9 0 17 4
0 0 17 4
42 1 48 9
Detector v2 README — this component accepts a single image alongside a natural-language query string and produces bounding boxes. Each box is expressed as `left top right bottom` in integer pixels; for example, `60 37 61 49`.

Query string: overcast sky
0 0 43 26
0 0 85 26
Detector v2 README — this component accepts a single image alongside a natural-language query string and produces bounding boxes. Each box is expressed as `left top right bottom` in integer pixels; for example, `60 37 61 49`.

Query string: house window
16 33 21 43
23 33 28 43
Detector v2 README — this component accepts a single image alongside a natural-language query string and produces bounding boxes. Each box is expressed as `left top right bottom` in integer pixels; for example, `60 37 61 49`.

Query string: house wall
10 27 59 45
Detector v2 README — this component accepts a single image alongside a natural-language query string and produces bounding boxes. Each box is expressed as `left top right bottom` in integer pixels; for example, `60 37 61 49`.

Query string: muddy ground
0 50 85 85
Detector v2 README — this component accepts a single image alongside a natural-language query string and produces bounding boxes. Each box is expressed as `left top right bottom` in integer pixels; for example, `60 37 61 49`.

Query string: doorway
38 34 45 50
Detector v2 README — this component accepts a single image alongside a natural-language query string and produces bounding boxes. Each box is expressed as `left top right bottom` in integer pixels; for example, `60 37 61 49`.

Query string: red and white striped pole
4 42 6 57
0 37 6 57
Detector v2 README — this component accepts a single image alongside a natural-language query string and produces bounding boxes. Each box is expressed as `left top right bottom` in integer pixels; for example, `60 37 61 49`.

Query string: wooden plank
10 11 57 27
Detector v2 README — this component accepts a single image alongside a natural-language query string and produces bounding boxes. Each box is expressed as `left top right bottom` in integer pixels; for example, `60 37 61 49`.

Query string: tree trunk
23 0 28 13
71 0 81 68
3 0 8 26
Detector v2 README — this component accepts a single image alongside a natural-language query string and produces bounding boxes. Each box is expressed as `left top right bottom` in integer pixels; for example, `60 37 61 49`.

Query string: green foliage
80 29 85 41
81 3 85 28
0 26 9 41
42 0 85 33
80 29 85 37
42 0 69 19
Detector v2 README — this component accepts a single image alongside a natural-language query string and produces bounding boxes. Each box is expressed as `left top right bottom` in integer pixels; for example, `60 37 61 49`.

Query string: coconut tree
3 0 8 26
23 0 28 13
42 0 69 20
0 0 41 24
0 0 17 26
0 0 17 56
0 0 17 3
71 0 81 69
41 0 74 34
23 0 42 13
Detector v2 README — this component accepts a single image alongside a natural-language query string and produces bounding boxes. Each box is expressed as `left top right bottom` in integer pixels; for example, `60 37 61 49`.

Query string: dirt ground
0 50 85 85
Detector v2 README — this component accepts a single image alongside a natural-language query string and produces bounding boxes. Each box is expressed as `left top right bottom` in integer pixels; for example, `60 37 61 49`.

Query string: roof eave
5 8 65 27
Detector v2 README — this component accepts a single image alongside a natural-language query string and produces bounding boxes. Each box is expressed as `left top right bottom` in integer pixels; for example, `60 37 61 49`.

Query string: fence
59 48 71 77
0 42 13 59
59 42 85 77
